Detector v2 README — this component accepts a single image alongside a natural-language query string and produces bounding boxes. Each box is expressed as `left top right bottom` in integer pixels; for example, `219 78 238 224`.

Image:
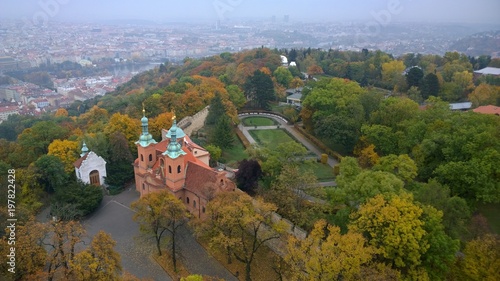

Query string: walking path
238 113 339 168
71 185 236 281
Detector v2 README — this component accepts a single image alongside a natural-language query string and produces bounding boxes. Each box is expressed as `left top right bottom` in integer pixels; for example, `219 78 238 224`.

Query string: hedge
234 126 252 149
293 124 343 161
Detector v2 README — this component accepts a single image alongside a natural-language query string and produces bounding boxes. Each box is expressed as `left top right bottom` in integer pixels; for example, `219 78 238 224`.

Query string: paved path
83 187 173 281
81 186 237 281
238 114 339 168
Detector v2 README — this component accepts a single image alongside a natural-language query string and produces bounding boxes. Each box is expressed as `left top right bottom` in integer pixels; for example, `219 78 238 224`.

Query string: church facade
74 142 107 186
133 111 235 218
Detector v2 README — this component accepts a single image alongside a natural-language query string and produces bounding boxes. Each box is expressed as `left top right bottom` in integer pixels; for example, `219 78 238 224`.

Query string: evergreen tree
244 70 275 110
406 67 424 88
205 92 225 125
211 115 234 149
106 132 134 188
421 73 440 99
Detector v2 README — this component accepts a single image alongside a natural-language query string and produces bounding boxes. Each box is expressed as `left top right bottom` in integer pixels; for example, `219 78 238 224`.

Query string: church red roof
73 153 88 168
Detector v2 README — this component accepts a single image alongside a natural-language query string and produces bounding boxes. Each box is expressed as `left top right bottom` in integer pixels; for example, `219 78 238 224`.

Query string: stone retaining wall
178 106 209 136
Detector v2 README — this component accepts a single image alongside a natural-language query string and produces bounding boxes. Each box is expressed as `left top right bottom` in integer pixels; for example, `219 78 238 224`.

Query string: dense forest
0 47 499 280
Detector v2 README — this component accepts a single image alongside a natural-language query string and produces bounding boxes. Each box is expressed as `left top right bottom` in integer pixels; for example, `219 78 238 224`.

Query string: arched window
141 154 144 161
186 197 190 204
193 200 196 208
220 179 224 186
149 154 153 161
177 165 181 173
202 206 206 213
142 183 145 190
169 165 172 174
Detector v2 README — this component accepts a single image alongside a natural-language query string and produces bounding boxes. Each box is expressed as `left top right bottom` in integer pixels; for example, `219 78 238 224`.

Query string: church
133 110 235 218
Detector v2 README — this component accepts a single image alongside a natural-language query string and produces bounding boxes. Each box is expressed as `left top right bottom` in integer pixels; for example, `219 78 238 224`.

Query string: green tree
33 155 68 193
244 70 276 109
211 114 234 149
373 154 418 184
205 144 222 165
421 73 440 99
273 66 293 88
132 192 189 271
227 85 246 109
106 132 135 189
206 92 226 125
406 67 424 88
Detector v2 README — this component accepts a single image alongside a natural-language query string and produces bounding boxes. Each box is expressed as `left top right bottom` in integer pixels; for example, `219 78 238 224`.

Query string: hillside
451 30 500 57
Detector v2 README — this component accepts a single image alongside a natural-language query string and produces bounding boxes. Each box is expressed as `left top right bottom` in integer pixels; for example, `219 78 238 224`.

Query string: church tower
134 108 158 194
161 116 187 192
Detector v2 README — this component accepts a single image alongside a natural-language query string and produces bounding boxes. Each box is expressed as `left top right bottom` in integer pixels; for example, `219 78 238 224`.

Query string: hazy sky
1 0 499 24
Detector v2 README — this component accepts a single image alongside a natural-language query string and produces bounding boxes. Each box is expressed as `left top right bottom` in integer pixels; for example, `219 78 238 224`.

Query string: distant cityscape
0 18 499 122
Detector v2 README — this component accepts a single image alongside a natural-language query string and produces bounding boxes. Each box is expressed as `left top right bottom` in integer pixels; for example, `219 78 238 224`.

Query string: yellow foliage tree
357 144 380 168
200 192 285 281
149 112 174 140
349 194 429 273
55 108 69 117
286 219 375 281
70 231 122 281
469 84 500 107
48 139 79 174
104 113 141 149
382 60 406 90
461 234 500 281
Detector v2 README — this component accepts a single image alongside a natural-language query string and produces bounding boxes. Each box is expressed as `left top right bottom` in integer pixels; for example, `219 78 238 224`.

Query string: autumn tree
42 220 86 281
381 60 406 91
200 192 284 281
205 144 222 166
132 192 189 271
0 219 47 280
266 165 318 227
349 194 429 275
104 112 141 151
150 112 174 141
460 234 500 281
48 139 79 174
286 219 375 281
70 231 122 281
469 84 500 107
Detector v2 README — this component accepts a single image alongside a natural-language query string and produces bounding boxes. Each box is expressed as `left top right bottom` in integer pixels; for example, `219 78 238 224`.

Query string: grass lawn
477 203 500 234
242 117 277 126
222 138 248 167
249 129 299 149
300 161 335 182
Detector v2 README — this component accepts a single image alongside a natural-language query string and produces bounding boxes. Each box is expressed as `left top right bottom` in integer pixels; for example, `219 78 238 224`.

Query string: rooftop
474 67 500 76
473 105 500 115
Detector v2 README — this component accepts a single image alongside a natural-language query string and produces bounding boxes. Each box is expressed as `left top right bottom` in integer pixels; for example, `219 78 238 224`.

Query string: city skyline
1 0 500 24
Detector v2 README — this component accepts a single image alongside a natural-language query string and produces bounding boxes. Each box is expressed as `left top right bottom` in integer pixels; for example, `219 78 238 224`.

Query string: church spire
163 112 186 159
81 141 89 157
136 105 157 147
